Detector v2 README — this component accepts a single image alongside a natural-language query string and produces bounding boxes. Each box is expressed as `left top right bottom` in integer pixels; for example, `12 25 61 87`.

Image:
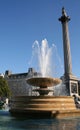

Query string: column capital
59 7 70 23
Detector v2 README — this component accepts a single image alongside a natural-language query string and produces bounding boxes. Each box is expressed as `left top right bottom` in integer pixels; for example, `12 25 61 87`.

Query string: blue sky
0 0 80 78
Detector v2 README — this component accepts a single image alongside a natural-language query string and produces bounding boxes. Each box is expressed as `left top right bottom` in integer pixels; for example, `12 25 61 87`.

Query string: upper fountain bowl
27 77 62 87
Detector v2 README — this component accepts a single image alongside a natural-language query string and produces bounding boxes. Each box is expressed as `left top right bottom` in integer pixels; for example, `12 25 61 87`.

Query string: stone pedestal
61 74 79 96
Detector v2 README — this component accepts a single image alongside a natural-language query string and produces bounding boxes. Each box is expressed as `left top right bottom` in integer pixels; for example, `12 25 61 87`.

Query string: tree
0 76 11 97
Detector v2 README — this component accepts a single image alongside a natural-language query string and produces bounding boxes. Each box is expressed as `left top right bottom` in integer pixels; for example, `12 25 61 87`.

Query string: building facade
4 68 40 97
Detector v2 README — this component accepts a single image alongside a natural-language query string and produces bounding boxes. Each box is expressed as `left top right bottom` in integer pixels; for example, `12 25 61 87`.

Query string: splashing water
29 39 63 77
54 83 69 96
37 39 53 77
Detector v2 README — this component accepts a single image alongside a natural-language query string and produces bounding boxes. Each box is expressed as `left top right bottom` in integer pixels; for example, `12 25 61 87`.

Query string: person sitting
73 94 80 108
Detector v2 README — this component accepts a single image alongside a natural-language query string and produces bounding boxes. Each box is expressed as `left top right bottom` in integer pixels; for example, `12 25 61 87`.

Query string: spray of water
54 83 69 96
29 39 63 77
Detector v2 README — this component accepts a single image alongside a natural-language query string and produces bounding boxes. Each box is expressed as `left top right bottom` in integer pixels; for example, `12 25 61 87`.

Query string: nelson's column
59 7 79 96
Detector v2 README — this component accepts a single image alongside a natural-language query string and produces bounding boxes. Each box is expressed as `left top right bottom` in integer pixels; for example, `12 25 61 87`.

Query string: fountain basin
9 96 80 119
27 77 61 96
27 77 61 87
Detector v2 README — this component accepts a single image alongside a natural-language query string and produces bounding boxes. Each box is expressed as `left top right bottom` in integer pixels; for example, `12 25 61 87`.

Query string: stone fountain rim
27 77 62 87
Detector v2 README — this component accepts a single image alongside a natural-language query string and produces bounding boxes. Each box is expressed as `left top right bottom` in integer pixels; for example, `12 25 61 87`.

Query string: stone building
4 68 40 97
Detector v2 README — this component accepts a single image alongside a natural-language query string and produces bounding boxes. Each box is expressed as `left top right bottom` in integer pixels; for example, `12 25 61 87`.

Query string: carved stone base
61 74 79 96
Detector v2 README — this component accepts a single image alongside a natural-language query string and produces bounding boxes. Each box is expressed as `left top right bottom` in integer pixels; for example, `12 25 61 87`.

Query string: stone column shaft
59 7 72 75
62 21 72 75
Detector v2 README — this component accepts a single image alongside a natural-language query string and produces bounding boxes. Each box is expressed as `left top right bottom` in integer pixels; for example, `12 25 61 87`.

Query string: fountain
27 77 61 96
27 39 63 97
9 39 80 119
9 8 80 119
